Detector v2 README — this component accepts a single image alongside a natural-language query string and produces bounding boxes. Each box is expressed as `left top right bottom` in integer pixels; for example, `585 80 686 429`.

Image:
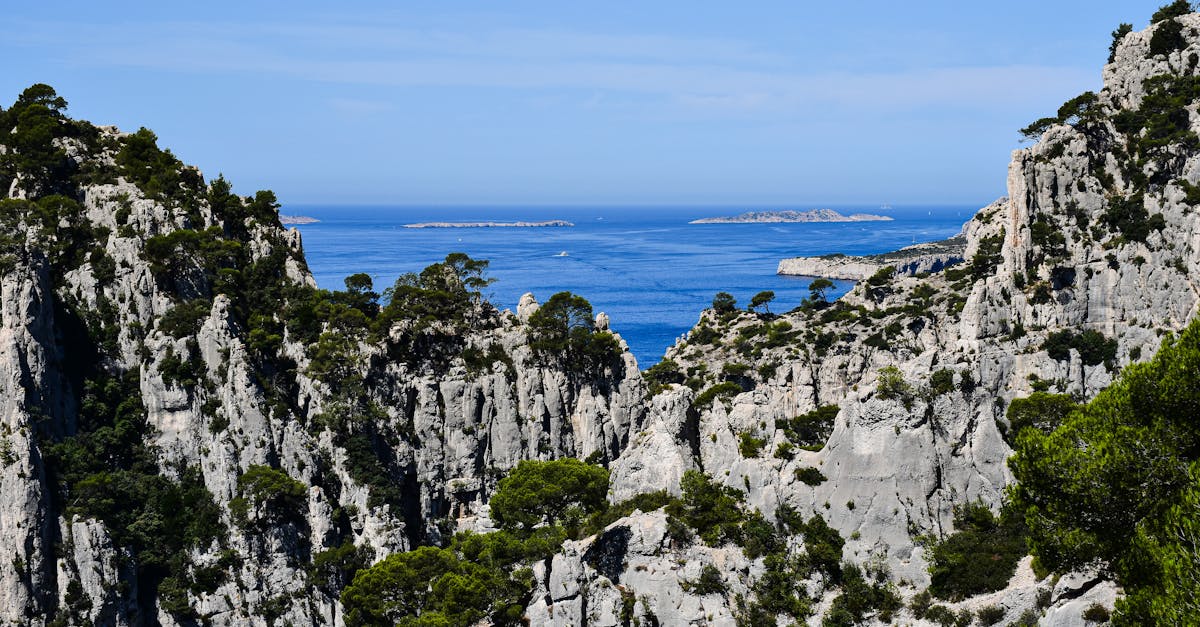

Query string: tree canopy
526 291 619 373
749 290 775 313
488 458 610 531
1010 318 1200 624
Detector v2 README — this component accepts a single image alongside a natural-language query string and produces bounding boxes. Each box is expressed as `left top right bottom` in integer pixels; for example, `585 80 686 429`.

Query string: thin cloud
9 17 1097 115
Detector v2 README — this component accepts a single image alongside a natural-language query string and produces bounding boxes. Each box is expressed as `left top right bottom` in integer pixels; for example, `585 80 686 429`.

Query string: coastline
404 220 574 228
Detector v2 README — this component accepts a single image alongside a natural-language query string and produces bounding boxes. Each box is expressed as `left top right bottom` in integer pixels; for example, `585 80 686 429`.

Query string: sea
287 205 974 367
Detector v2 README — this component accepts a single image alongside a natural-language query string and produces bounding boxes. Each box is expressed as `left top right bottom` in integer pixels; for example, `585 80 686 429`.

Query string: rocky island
2 5 1200 625
689 208 892 224
404 219 573 228
279 214 320 225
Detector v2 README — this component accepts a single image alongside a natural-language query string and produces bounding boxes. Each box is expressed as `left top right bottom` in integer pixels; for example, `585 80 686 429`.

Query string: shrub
1082 603 1111 623
1109 23 1134 63
712 291 737 314
1041 329 1117 367
738 432 767 458
1152 0 1193 23
977 604 1006 626
876 366 913 405
969 232 1005 280
693 382 743 409
927 502 1027 601
666 470 747 546
795 467 827 486
582 490 676 537
822 563 901 626
803 515 845 582
866 265 896 287
929 368 956 397
1150 13 1189 56
644 358 684 394
776 405 839 450
682 564 726 595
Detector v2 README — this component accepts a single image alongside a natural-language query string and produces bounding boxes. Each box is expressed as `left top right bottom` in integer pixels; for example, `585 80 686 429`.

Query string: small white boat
555 251 569 257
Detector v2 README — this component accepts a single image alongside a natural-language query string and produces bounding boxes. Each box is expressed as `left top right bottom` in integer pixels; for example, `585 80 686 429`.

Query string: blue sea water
287 205 974 367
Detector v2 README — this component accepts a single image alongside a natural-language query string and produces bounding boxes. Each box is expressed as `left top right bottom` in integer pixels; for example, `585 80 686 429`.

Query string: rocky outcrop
777 234 966 280
527 512 757 626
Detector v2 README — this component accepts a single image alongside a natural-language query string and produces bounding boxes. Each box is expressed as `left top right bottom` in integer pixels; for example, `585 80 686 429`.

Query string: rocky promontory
689 208 892 224
777 233 966 279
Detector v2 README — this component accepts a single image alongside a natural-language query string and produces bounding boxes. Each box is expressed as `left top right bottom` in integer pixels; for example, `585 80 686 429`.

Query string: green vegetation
45 369 226 619
1109 23 1134 63
580 490 675 537
693 381 744 409
1010 318 1200 624
526 291 620 374
876 366 914 406
342 459 611 625
488 458 609 532
0 84 112 198
927 502 1028 601
738 432 767 458
1041 329 1118 367
807 277 834 304
928 368 956 397
230 465 308 527
666 470 750 546
1152 0 1194 23
749 290 775 313
340 544 532 626
795 467 828 486
822 563 902 626
969 231 1005 281
643 358 685 395
1002 392 1077 445
776 405 840 451
682 564 727 595
712 291 737 314
1020 92 1101 140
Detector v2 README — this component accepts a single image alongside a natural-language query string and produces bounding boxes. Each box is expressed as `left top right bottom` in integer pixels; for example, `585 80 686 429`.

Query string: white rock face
527 512 755 626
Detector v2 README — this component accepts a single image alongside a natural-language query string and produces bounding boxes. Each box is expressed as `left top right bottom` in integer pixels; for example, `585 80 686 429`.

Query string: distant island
689 209 893 224
280 215 320 225
404 220 574 228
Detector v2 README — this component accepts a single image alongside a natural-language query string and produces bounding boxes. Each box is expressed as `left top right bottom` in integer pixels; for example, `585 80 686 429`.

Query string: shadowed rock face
3 11 1200 626
582 526 631 584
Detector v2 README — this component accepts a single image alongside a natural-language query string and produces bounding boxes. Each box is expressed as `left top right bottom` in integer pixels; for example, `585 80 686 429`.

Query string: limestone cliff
3 8 1200 627
0 112 645 624
529 11 1200 626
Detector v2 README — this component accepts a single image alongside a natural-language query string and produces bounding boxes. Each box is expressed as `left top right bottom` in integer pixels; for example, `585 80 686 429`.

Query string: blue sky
0 1 1172 206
